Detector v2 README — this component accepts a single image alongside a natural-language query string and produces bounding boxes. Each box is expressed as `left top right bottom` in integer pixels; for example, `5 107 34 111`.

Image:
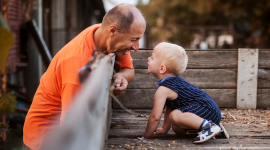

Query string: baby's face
147 48 162 75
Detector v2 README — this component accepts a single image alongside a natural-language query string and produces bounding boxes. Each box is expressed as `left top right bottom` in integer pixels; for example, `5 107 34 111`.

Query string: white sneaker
193 121 221 144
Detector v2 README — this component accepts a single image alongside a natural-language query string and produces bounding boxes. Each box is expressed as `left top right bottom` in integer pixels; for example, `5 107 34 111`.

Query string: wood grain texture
258 69 270 88
131 50 238 69
132 50 270 69
128 69 237 89
257 89 270 108
237 49 258 109
115 88 270 109
114 89 236 109
259 51 270 69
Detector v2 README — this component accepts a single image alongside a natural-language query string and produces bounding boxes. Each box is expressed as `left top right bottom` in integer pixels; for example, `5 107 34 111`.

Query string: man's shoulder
81 24 101 34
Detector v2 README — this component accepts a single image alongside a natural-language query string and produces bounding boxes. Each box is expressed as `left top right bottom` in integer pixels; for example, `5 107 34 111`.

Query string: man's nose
132 41 139 51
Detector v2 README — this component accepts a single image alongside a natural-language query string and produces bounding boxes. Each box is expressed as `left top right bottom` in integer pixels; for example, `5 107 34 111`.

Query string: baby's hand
138 135 153 140
154 128 167 135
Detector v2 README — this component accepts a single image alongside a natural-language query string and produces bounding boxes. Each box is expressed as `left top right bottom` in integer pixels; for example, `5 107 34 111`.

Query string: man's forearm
115 68 135 82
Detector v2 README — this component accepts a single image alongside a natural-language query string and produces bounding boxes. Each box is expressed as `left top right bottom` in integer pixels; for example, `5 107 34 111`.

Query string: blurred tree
137 0 270 48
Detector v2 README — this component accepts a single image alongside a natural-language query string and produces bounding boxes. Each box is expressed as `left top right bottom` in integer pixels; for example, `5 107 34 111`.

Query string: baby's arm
154 106 172 135
142 86 170 139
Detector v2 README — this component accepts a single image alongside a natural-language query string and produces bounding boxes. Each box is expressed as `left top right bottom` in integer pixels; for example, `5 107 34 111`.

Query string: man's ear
159 65 167 74
109 25 118 38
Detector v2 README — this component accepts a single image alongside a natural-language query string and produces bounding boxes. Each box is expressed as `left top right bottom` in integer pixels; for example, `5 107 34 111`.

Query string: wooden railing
41 53 115 150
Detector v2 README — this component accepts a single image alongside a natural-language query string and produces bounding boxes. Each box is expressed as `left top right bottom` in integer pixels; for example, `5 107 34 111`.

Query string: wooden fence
38 48 270 149
114 49 270 109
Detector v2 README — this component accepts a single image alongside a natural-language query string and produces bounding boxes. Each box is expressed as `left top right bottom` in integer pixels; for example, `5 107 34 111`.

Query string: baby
140 42 229 143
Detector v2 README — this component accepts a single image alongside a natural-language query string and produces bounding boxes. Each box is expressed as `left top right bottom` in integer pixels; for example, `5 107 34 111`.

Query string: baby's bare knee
169 109 182 123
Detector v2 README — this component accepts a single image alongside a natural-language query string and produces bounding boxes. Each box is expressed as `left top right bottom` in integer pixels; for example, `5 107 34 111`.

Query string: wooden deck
106 108 270 150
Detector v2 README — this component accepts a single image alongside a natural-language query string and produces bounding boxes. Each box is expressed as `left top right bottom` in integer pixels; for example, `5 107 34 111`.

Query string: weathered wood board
237 49 258 109
259 51 270 69
130 69 237 89
128 69 270 89
132 50 270 69
114 89 270 109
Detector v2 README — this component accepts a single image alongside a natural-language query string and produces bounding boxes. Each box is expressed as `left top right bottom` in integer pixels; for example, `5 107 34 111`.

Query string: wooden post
51 0 65 56
237 48 258 109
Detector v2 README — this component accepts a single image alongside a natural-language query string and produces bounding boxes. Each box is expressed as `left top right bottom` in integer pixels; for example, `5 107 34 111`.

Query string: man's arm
113 68 135 96
115 68 135 82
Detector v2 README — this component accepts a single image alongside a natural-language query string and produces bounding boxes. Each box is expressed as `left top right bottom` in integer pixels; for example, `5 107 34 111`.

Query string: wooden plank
131 50 238 69
114 89 270 109
104 54 115 146
114 89 155 109
258 69 270 88
237 49 258 109
259 51 270 69
129 69 270 89
41 55 114 150
109 125 270 138
128 69 237 89
114 89 236 109
132 50 270 69
257 89 270 108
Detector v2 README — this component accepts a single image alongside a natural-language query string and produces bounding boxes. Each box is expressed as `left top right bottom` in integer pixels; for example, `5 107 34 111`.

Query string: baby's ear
159 65 167 74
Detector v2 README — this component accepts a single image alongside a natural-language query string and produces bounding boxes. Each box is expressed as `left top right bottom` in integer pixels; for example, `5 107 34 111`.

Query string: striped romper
157 76 221 125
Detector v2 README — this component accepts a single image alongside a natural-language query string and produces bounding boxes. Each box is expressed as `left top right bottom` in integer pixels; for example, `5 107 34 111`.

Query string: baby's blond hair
154 42 188 75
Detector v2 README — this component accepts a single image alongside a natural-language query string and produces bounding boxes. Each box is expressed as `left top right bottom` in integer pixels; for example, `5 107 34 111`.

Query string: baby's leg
169 109 204 134
171 124 189 135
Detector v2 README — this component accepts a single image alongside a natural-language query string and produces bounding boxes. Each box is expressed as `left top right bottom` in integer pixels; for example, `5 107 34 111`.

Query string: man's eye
131 38 139 42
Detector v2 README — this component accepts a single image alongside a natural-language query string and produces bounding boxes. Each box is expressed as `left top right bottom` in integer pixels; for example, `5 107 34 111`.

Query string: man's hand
112 73 128 96
154 128 167 135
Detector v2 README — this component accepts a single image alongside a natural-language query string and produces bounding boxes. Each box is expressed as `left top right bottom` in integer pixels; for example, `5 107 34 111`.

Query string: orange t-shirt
23 24 133 150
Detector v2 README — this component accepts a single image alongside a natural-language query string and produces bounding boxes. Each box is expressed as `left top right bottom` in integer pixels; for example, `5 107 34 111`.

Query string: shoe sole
219 123 230 139
193 127 221 144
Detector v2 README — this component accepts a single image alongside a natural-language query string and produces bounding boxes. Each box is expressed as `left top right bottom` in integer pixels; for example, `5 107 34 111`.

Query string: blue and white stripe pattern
157 76 221 125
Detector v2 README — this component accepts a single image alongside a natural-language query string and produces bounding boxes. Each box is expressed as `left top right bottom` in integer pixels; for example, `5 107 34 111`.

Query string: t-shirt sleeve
114 51 133 71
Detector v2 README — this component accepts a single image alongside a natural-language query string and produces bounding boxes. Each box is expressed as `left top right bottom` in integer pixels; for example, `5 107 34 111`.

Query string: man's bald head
102 4 145 33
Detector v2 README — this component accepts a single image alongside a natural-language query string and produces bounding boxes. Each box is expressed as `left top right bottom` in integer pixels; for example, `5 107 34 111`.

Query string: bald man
22 4 146 150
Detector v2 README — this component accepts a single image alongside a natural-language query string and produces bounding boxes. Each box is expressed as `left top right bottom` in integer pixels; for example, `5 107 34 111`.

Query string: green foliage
0 92 16 115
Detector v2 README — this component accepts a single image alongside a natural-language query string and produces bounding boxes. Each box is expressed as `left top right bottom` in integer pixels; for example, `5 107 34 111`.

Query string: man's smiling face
109 21 145 58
